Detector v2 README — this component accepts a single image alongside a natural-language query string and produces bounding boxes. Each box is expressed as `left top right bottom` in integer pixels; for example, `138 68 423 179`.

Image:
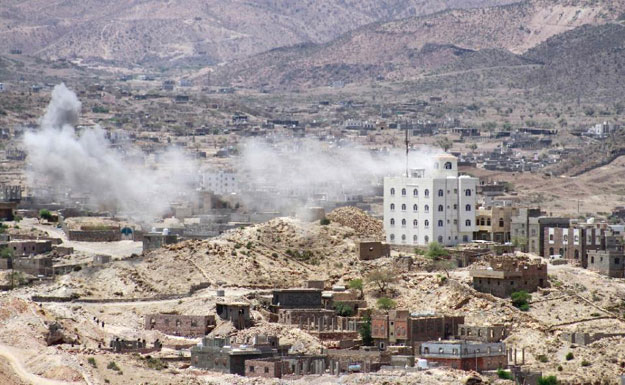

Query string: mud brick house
12 256 54 276
216 302 251 329
470 257 548 298
458 324 507 343
145 314 216 337
371 310 464 351
356 240 391 260
245 355 327 378
419 340 507 372
191 335 279 375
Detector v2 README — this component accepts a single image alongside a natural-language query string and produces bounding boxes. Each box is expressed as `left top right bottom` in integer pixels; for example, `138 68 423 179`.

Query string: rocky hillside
0 0 519 67
213 0 625 89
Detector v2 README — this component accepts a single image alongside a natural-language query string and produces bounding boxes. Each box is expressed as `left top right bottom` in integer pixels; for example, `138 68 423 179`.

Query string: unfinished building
245 355 327 378
457 324 507 342
271 288 322 310
145 314 216 337
470 256 548 298
216 302 252 329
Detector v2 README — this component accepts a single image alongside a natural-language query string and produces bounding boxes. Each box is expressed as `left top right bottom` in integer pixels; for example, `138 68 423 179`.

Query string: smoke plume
24 84 197 222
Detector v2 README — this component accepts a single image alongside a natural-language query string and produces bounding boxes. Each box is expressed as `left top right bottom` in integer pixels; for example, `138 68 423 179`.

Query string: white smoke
236 136 444 211
24 84 197 222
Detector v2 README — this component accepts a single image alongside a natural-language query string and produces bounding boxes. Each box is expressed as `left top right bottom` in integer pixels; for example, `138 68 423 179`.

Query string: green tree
435 136 453 152
366 268 396 292
0 247 12 259
537 375 558 385
511 290 531 311
376 297 396 310
359 314 373 346
348 278 364 299
320 217 331 226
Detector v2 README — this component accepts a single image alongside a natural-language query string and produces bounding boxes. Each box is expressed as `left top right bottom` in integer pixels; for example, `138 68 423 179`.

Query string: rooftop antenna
404 123 409 177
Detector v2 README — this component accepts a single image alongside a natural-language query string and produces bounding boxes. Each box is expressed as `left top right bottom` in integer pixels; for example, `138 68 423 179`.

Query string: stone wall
145 314 215 337
67 230 121 242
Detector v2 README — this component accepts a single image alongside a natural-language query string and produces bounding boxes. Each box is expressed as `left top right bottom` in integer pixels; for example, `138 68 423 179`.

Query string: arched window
413 188 418 196
438 189 444 197
390 218 395 226
424 220 430 227
390 203 395 211
413 235 418 242
413 219 418 227
413 204 418 212
465 204 471 211
401 234 406 242
480 218 485 226
424 235 429 243
465 219 472 226
563 235 568 242
465 189 471 196
401 204 406 211
487 218 491 226
401 219 406 226
424 205 430 213
390 188 395 196
438 205 444 212
499 218 504 227
390 234 395 241
549 247 554 256
438 220 443 227
424 189 430 197
444 161 452 170
401 188 406 196
438 236 443 243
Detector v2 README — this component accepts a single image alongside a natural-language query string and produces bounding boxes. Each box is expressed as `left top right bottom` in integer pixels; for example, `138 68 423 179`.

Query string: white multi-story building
384 154 477 246
202 170 239 195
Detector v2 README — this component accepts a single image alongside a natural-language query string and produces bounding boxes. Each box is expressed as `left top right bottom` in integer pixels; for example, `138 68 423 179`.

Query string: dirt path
0 345 79 385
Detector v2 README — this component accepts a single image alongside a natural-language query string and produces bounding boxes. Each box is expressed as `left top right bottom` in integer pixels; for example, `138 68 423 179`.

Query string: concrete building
371 310 464 352
419 340 507 372
470 257 548 298
384 154 477 246
145 314 216 337
587 235 624 278
245 355 326 378
202 170 239 195
5 240 52 256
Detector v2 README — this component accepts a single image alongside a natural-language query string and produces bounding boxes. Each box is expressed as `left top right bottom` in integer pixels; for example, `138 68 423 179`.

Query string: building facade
384 154 477 246
419 341 507 372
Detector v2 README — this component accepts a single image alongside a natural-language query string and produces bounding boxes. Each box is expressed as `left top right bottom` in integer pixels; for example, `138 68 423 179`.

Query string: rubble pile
326 207 383 238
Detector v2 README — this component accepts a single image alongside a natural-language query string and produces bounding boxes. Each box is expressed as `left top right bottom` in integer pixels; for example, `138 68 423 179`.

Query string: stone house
145 314 216 337
245 356 327 378
355 241 391 260
470 257 548 298
457 324 507 343
191 335 279 375
271 288 322 310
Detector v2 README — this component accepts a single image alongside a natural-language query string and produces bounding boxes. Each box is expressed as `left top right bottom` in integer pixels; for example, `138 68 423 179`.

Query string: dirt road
0 345 80 385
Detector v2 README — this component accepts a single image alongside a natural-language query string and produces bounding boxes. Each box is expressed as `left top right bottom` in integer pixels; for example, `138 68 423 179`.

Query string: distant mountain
0 0 520 67
211 0 625 89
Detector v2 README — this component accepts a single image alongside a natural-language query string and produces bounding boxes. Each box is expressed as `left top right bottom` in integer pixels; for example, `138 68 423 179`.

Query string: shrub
145 357 167 370
581 360 590 367
497 368 513 379
537 375 558 385
348 278 364 298
107 361 120 371
426 242 448 260
511 290 531 311
366 268 396 292
557 365 563 371
320 217 331 226
565 352 574 361
376 297 396 310
39 209 53 221
88 357 97 368
537 354 548 363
